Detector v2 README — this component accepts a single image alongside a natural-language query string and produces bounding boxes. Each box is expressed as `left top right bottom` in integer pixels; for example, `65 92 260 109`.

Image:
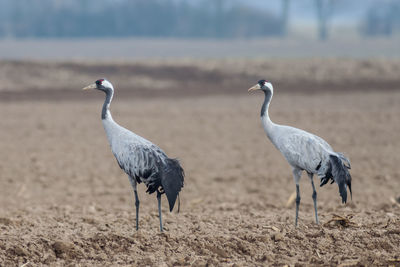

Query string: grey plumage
83 79 184 232
249 80 352 226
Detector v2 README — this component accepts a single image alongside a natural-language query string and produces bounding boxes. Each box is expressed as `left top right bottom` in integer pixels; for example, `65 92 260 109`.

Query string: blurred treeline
0 0 283 38
361 1 400 36
0 0 399 39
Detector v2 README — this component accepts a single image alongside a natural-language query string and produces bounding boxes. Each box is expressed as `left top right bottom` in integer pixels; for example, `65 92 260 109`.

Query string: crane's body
264 121 332 177
249 80 351 226
103 116 167 192
84 79 184 232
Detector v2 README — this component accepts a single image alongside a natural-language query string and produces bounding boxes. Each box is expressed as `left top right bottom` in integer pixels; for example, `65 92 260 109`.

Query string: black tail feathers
160 158 185 212
329 154 352 203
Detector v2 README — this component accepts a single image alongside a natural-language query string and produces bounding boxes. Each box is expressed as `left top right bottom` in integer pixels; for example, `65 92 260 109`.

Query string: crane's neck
261 90 276 138
102 89 114 121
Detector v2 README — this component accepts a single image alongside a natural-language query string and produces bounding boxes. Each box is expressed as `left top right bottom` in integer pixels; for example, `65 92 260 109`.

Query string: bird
248 80 352 226
83 79 184 232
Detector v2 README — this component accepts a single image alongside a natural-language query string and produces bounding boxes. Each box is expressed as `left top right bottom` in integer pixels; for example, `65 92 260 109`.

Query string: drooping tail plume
161 158 185 211
329 154 352 203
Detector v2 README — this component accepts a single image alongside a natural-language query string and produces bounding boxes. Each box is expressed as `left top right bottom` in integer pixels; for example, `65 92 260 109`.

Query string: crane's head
248 80 273 94
82 79 114 92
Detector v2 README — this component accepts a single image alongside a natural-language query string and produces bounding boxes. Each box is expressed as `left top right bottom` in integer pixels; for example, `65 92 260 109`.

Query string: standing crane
83 79 184 232
248 80 351 226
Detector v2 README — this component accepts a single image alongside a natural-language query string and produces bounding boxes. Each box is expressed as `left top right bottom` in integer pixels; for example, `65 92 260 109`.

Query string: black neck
102 89 114 120
261 90 272 117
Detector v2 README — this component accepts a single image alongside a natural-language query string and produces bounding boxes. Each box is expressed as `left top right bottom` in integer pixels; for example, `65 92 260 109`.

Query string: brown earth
0 60 399 266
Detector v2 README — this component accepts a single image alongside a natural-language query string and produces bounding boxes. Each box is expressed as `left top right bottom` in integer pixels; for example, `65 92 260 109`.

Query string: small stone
158 261 169 267
210 246 228 258
272 233 284 242
0 218 13 226
52 241 73 258
143 256 154 265
258 254 268 262
96 252 108 261
258 234 270 242
173 257 186 266
9 246 29 257
192 259 207 267
43 253 56 264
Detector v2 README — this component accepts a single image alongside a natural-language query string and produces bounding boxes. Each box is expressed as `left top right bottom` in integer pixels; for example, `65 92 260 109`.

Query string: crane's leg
308 172 319 224
177 194 180 213
292 168 302 227
128 177 140 230
157 191 163 232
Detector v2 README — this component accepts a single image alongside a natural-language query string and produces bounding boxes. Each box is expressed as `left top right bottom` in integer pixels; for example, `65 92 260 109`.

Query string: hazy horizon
0 37 399 60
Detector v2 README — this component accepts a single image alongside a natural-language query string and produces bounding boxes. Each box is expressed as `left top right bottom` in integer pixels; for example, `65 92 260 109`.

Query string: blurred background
0 0 399 59
0 0 399 97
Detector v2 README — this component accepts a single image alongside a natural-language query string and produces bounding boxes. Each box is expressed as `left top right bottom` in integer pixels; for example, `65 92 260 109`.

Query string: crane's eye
258 79 267 86
96 79 104 85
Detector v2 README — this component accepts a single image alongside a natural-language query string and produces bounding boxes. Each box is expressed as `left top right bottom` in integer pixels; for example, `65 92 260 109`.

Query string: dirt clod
52 241 80 259
271 233 284 242
8 246 29 257
0 217 13 226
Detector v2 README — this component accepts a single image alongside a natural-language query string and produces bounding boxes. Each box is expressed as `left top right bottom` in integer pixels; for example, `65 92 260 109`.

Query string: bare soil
0 60 399 266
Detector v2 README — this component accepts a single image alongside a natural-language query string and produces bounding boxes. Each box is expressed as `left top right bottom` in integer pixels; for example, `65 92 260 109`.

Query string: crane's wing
277 131 331 173
320 151 351 186
113 141 166 184
112 139 184 211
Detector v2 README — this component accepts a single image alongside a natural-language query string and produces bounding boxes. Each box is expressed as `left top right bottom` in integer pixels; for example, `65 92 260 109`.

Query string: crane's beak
248 84 261 92
82 83 97 90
